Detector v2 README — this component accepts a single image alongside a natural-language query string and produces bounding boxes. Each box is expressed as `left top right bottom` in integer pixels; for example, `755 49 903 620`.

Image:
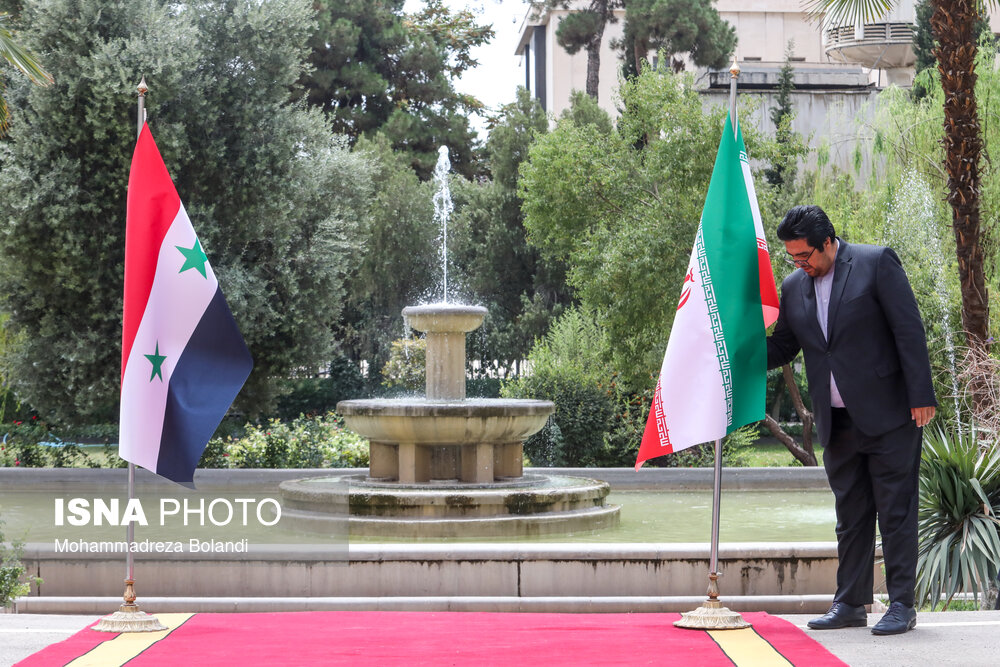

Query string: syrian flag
119 123 253 485
635 113 779 469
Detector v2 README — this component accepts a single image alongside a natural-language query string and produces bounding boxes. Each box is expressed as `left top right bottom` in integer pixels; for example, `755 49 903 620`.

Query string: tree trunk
633 39 646 74
585 19 606 99
931 1 990 350
770 373 785 420
760 364 817 466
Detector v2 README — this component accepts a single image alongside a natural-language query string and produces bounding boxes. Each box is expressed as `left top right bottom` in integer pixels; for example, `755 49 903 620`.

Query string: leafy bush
0 515 41 608
665 424 755 468
503 309 616 467
381 338 426 392
917 425 1000 610
521 377 615 467
200 413 368 469
275 355 367 419
0 419 99 468
523 418 565 467
466 377 503 398
602 382 653 467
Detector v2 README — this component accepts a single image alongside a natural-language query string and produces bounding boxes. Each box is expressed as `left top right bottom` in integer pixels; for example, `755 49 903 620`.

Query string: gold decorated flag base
94 579 167 633
674 572 751 630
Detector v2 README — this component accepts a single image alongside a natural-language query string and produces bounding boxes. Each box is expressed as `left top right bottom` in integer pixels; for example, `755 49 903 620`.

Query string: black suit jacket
767 240 936 446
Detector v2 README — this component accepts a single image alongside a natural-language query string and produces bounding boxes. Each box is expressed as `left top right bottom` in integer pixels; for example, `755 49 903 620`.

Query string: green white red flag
635 113 779 469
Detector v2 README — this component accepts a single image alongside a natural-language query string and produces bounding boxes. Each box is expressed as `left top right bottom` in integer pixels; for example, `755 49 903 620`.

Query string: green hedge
200 413 368 469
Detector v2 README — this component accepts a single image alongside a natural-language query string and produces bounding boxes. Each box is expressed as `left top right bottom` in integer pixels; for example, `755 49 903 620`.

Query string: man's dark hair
777 205 836 250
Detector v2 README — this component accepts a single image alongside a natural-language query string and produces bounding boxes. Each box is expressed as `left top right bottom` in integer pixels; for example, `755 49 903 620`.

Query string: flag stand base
674 573 750 630
93 579 167 633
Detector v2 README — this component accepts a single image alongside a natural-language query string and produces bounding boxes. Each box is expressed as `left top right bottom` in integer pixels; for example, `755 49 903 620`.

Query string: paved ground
780 610 1000 666
0 614 99 667
1 610 998 666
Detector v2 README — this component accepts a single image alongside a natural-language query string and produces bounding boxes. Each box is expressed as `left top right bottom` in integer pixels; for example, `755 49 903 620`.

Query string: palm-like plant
807 0 995 353
0 12 53 134
917 425 1000 609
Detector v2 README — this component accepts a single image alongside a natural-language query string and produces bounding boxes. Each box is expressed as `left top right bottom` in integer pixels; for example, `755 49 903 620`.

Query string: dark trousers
824 407 922 607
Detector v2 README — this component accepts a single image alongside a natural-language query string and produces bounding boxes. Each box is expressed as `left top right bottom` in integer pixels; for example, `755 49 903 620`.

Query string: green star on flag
145 342 167 382
176 239 209 278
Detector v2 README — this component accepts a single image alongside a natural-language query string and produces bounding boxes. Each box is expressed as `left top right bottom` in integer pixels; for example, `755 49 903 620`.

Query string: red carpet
17 611 846 666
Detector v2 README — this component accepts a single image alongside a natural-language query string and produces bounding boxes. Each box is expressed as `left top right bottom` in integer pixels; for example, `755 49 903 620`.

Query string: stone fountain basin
402 304 488 333
336 397 554 444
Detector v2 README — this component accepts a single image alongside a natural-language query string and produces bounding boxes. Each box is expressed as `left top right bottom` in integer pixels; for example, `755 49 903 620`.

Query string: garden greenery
519 63 777 389
0 0 372 423
502 308 615 467
917 426 1000 610
0 514 41 608
199 413 368 469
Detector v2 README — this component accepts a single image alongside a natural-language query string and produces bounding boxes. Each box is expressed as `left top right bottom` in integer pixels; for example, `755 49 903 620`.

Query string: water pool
0 488 836 544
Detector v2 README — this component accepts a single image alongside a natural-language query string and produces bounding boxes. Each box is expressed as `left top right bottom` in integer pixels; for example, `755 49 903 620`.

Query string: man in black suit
767 205 936 635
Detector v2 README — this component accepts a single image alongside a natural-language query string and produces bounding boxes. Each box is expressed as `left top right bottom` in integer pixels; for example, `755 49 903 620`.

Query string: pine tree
765 42 797 188
299 0 492 179
622 0 736 73
539 1 623 100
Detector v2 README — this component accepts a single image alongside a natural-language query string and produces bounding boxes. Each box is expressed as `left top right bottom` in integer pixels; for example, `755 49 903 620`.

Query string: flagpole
675 58 750 631
728 58 739 137
94 76 165 633
126 74 145 589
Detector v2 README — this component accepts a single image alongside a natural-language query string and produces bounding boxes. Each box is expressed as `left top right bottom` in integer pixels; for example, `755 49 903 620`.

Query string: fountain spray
432 146 455 303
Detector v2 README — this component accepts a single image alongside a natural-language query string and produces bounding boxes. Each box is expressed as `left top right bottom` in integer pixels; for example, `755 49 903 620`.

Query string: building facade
515 1 998 172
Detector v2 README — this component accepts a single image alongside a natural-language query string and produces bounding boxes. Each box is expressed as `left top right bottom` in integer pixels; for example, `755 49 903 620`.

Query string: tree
455 88 572 375
339 133 438 382
0 10 51 134
911 0 991 100
622 0 736 73
0 0 372 424
519 64 776 387
765 41 797 188
300 0 492 179
535 1 623 100
809 0 992 352
911 0 937 101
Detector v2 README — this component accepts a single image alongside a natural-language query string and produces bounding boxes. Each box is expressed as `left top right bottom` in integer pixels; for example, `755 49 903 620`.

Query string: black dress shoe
807 602 867 629
871 602 917 635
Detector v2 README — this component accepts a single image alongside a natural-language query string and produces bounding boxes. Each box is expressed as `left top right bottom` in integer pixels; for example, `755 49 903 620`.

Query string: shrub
275 355 366 419
523 418 565 467
602 382 653 467
381 338 426 392
917 425 1000 610
503 309 616 467
0 419 102 468
201 413 368 469
0 515 41 608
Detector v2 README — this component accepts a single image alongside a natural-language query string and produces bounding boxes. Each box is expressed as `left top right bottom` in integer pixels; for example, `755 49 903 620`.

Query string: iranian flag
635 113 779 469
119 123 253 485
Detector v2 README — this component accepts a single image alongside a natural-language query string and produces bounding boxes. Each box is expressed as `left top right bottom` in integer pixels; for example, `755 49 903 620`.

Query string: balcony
824 22 916 69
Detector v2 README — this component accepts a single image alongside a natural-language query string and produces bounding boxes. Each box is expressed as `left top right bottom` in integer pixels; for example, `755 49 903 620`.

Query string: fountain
279 302 620 537
278 148 619 537
885 169 960 420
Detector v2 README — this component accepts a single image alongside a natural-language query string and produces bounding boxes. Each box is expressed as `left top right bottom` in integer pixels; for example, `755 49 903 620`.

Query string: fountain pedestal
344 304 550 484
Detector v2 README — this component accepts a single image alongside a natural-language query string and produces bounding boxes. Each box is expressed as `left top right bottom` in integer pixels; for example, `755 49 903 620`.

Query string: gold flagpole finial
730 58 740 79
137 76 148 96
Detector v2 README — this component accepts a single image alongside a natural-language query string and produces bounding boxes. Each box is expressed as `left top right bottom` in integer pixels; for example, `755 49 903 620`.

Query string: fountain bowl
336 397 553 445
337 397 554 484
402 304 487 333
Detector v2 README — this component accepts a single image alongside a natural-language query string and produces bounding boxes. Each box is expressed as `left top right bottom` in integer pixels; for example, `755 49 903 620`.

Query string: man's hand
911 406 935 428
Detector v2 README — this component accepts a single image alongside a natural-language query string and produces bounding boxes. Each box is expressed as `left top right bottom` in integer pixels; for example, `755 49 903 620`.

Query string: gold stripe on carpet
66 613 194 667
708 627 794 667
